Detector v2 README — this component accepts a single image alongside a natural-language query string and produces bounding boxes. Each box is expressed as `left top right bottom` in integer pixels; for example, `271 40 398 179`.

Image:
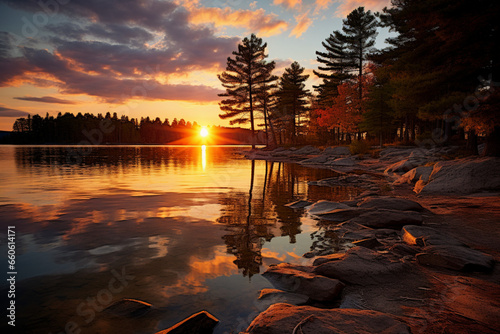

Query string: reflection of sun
200 127 209 138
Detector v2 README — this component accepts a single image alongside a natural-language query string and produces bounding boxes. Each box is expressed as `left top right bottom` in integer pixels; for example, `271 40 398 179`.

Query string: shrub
349 140 371 155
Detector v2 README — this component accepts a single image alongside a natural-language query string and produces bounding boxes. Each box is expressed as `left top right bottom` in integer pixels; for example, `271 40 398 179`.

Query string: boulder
352 237 382 249
402 225 466 247
262 263 344 302
357 196 426 212
312 253 345 266
384 159 418 174
417 157 500 194
305 200 350 215
155 311 219 334
416 245 495 272
313 246 408 285
103 298 152 318
257 289 309 306
293 145 321 155
243 303 411 334
322 146 351 156
349 209 423 229
284 200 313 209
394 166 433 185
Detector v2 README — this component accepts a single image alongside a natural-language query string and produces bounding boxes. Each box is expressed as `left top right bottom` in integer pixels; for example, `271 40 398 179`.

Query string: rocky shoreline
239 145 500 333
100 146 500 333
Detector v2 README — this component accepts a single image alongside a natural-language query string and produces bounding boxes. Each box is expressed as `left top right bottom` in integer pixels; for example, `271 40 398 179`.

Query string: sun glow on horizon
200 127 209 138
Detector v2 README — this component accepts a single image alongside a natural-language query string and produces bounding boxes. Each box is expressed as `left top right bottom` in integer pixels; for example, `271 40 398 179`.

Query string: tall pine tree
275 61 310 144
218 34 275 148
337 7 378 101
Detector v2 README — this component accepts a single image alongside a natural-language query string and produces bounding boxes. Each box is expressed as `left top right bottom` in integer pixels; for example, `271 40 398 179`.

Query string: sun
200 127 209 138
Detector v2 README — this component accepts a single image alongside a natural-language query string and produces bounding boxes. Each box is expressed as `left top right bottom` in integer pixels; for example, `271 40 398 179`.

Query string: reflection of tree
267 162 303 243
218 159 356 277
218 160 275 278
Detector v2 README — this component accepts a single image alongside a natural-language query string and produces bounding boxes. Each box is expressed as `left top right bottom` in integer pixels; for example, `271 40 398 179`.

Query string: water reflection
201 145 207 171
0 146 361 334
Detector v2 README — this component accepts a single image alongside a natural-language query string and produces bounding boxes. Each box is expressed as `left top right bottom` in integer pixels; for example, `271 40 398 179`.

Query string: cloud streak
273 0 302 10
14 96 78 104
290 11 313 38
188 7 288 37
0 105 30 117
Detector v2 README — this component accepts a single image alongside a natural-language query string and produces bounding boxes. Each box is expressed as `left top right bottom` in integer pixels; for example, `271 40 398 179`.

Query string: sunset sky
0 0 392 131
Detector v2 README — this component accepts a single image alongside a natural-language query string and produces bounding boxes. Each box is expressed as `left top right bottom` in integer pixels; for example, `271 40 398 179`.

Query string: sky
0 0 393 131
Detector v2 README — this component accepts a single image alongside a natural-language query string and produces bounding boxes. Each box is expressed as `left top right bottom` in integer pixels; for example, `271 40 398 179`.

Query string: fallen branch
292 315 315 334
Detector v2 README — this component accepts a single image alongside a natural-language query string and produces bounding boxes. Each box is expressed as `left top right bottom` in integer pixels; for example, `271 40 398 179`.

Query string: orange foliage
316 73 374 133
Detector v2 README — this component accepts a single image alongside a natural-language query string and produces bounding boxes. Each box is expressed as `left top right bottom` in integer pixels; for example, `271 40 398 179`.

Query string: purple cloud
0 0 238 103
14 96 78 104
0 105 30 117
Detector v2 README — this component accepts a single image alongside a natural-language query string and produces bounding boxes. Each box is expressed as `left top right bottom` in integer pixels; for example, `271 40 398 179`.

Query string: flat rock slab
305 200 350 215
243 303 410 334
418 157 500 194
155 311 219 334
284 200 313 209
329 157 356 166
313 253 345 266
257 289 309 306
322 146 351 156
357 197 425 212
313 246 408 285
103 298 152 318
349 209 423 229
262 263 344 302
293 145 322 155
314 207 368 222
402 225 466 247
416 245 495 272
352 237 383 249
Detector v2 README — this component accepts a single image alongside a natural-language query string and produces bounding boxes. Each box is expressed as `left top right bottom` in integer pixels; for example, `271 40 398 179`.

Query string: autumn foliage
316 73 373 134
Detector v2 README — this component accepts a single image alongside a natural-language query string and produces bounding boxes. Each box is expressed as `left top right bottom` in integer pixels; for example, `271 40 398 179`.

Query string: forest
217 0 499 155
4 111 263 145
5 0 499 155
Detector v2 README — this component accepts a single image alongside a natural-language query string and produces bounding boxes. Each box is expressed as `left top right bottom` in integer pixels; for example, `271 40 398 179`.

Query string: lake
0 145 361 334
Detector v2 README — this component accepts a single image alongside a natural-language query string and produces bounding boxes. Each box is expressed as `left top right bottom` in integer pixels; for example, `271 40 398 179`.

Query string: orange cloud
188 7 288 37
273 0 302 10
315 0 332 11
336 0 391 16
289 11 313 38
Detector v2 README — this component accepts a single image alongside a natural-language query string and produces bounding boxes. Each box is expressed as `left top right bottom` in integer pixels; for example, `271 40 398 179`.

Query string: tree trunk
263 104 269 147
466 130 479 155
484 126 500 156
266 108 277 148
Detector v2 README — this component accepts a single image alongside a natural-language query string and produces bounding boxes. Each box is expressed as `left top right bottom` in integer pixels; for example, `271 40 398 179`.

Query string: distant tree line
217 0 500 155
4 111 264 145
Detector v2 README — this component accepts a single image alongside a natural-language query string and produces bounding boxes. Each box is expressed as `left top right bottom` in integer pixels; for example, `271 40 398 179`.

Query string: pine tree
218 34 276 149
359 64 396 146
337 7 378 100
255 62 279 147
314 32 352 91
376 0 500 153
275 62 310 144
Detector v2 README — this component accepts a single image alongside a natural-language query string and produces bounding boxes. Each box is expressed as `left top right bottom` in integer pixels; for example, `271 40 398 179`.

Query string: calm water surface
0 145 360 334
